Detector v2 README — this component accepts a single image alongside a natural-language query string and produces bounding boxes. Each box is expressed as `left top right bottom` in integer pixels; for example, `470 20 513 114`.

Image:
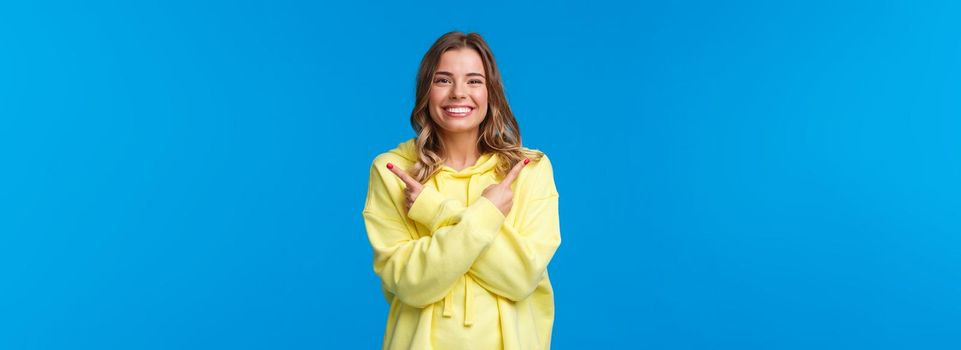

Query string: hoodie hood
388 138 500 178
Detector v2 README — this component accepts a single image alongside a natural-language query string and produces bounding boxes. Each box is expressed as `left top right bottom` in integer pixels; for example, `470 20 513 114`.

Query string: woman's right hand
386 163 424 213
482 158 529 216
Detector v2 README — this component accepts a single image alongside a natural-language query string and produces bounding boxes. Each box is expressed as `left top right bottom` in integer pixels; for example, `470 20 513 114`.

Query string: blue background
2 0 959 349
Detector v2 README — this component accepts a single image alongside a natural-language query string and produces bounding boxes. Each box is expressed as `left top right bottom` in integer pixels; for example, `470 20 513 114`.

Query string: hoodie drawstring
441 275 476 326
442 291 453 317
463 274 474 326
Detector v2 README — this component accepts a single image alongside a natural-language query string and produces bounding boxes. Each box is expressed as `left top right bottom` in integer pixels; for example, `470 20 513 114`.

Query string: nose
450 81 467 100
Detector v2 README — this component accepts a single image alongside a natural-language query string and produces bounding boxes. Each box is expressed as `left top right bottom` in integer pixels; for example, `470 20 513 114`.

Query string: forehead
436 48 485 74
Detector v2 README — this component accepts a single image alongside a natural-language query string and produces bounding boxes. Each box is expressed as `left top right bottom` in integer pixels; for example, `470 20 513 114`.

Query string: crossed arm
362 155 561 306
407 184 560 301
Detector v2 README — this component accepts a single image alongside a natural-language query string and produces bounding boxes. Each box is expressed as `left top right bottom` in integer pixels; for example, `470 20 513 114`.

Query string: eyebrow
435 71 486 78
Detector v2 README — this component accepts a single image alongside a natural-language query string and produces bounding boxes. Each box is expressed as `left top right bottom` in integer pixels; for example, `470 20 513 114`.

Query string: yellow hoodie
362 138 562 350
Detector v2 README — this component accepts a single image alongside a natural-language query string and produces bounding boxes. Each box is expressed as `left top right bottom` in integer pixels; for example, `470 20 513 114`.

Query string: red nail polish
387 163 394 169
523 158 530 165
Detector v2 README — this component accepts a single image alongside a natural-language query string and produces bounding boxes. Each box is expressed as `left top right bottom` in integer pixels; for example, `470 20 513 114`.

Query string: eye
433 77 451 84
469 79 484 85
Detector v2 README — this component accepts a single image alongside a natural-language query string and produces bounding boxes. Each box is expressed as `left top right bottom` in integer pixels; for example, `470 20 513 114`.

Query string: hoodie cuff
407 185 448 228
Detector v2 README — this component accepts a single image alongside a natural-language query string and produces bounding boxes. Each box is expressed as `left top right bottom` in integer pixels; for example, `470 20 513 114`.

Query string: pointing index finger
387 162 418 188
500 157 529 186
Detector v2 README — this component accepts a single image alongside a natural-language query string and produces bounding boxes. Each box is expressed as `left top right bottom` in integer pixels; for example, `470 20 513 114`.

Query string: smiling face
428 48 489 137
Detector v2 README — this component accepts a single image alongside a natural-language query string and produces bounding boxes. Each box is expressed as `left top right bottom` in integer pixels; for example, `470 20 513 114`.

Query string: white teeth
445 107 471 113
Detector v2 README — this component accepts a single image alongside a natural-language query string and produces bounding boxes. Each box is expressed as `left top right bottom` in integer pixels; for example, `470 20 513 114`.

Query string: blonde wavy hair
409 31 543 183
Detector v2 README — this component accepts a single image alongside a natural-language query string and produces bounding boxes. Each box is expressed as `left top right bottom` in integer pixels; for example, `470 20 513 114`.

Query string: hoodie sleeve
362 157 507 308
405 155 562 302
468 192 560 302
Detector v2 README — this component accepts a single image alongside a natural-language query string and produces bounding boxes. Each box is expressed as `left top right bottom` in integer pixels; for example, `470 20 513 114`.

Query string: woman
362 31 561 350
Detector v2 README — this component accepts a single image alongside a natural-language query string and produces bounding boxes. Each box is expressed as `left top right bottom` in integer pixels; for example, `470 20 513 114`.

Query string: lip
441 105 474 118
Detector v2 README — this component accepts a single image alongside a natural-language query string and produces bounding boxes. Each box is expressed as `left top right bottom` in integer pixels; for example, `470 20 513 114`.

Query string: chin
439 124 480 134
432 117 483 134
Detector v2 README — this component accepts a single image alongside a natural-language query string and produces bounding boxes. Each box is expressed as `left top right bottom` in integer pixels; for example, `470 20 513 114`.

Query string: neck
440 130 481 170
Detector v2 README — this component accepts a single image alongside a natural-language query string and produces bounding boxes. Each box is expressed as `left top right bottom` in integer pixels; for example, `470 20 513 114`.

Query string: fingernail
523 158 530 165
386 163 394 169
